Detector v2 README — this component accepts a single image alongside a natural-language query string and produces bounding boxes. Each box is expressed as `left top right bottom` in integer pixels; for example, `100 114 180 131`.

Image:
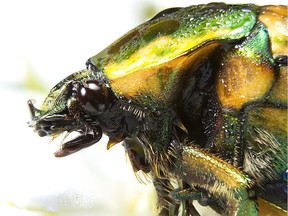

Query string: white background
0 0 285 215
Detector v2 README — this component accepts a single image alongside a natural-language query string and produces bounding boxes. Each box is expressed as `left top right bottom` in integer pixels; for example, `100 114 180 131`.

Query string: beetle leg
123 138 183 215
173 187 209 210
177 145 257 216
172 186 227 215
172 180 204 216
173 187 204 202
181 200 199 216
152 177 180 216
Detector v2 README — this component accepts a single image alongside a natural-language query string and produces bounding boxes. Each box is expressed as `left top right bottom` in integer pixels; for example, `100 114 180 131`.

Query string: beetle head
28 68 138 157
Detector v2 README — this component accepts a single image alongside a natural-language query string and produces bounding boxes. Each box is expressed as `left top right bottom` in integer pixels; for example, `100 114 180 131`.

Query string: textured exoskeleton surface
28 3 287 216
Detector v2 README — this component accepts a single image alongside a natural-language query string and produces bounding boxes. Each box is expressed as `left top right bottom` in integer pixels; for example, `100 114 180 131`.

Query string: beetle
28 3 287 215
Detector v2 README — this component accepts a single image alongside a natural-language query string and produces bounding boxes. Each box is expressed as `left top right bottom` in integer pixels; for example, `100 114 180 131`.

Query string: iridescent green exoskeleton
28 3 287 216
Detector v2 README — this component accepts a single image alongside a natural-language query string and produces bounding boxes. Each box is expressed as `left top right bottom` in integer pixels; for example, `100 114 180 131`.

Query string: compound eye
77 80 114 114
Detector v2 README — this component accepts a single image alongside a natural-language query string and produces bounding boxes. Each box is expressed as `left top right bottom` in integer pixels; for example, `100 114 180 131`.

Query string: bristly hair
123 150 151 183
243 127 286 188
116 100 146 120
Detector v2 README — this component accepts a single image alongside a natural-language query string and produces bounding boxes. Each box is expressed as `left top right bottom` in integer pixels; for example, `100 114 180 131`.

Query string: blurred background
0 0 284 215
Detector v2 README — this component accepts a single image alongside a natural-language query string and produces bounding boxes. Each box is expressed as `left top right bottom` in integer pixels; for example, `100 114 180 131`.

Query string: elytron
28 3 287 215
